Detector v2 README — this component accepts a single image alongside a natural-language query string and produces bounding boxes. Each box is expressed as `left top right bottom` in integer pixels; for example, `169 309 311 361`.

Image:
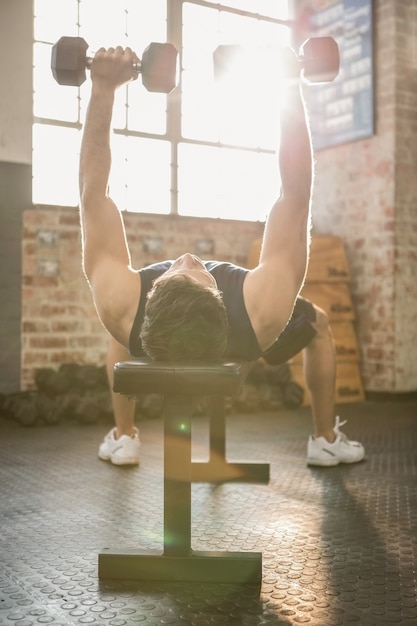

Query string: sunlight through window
32 124 80 206
178 144 279 221
33 0 289 219
110 135 171 214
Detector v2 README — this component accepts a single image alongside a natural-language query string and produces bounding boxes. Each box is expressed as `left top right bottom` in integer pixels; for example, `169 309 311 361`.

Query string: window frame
33 0 291 218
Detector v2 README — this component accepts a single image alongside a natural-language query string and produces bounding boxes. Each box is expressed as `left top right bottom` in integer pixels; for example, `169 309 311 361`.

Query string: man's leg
263 297 364 465
302 305 337 442
106 336 137 438
98 336 140 465
304 305 365 466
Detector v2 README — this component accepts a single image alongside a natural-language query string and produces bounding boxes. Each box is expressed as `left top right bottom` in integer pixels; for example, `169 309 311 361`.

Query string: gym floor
1 400 416 626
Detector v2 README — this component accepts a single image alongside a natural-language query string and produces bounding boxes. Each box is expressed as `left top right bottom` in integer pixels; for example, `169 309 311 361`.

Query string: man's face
166 253 217 288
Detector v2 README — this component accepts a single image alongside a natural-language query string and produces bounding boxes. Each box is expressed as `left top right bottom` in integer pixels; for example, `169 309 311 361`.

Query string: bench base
191 460 269 483
99 548 262 584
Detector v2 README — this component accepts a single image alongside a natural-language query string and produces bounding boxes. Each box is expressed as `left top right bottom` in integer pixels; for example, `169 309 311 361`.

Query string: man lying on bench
78 45 364 469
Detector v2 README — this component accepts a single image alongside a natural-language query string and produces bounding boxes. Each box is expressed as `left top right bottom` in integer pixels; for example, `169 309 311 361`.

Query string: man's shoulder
139 260 172 277
205 261 248 293
140 260 173 272
205 260 246 273
138 261 172 294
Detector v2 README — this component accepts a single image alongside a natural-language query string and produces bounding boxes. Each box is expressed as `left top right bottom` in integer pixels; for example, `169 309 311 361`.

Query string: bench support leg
191 397 270 484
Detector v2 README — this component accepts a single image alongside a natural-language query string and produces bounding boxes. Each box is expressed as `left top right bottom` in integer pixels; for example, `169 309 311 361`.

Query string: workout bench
98 358 270 584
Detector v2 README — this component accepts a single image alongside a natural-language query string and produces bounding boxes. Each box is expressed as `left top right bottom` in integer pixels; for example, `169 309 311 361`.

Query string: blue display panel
307 0 374 150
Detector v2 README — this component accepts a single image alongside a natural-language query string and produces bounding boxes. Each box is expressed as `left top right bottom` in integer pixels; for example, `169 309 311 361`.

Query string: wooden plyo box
332 322 362 362
299 237 364 405
246 235 351 282
289 362 365 405
306 235 351 282
290 321 361 365
301 282 355 322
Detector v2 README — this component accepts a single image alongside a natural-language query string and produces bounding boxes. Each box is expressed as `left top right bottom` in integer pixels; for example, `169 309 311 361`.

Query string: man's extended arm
79 47 141 346
244 68 314 352
261 82 313 279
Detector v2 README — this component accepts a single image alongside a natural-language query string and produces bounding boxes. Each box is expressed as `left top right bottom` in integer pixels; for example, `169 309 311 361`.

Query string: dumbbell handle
85 56 141 78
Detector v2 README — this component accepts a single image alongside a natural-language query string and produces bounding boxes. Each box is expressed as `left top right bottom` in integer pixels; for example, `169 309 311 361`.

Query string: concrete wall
0 0 32 392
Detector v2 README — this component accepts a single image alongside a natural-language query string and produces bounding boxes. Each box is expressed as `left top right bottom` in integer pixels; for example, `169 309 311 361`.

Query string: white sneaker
307 416 365 467
98 427 140 466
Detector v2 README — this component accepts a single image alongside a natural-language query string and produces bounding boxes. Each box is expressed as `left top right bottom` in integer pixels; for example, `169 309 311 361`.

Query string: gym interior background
0 3 416 626
0 0 416 398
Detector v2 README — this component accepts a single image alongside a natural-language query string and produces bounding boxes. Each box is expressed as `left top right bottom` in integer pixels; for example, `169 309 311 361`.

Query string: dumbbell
51 36 178 93
213 36 339 84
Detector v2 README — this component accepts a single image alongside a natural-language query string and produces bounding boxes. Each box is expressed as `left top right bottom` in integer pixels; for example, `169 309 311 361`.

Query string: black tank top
128 260 262 361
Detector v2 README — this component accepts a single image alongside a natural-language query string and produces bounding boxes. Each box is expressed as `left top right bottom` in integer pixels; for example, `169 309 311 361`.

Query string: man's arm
260 82 313 276
244 67 314 352
79 47 141 347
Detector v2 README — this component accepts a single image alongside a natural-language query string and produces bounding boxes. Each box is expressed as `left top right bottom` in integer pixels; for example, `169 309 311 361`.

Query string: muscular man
78 46 365 468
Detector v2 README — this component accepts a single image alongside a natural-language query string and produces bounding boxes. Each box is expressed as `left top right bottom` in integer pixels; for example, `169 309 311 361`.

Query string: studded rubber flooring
1 400 416 626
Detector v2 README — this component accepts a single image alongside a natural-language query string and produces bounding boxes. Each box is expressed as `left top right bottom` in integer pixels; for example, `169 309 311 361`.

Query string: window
33 0 290 220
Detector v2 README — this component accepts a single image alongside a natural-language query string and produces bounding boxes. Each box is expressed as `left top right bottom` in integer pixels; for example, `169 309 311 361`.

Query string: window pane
218 11 263 43
77 0 167 51
127 89 167 135
181 71 219 143
122 0 179 135
218 10 290 49
178 143 279 221
217 1 289 19
182 3 289 148
182 4 219 68
125 0 167 51
110 135 171 214
32 125 80 206
182 4 220 142
79 0 126 49
34 42 80 121
34 0 78 43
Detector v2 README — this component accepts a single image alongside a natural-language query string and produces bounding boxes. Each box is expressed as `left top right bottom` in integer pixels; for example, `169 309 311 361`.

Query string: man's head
140 254 228 362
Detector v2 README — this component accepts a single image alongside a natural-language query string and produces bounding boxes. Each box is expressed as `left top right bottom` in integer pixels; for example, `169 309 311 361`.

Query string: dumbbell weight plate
51 36 89 86
300 36 340 84
141 42 178 93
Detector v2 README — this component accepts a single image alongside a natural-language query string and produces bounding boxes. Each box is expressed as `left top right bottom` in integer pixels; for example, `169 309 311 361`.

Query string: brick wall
21 207 263 389
393 1 417 390
295 0 417 393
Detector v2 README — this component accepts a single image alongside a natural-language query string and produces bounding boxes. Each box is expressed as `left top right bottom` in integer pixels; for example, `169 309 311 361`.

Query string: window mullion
167 0 183 215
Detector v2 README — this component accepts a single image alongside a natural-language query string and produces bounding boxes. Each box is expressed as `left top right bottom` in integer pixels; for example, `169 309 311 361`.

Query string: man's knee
310 305 332 339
